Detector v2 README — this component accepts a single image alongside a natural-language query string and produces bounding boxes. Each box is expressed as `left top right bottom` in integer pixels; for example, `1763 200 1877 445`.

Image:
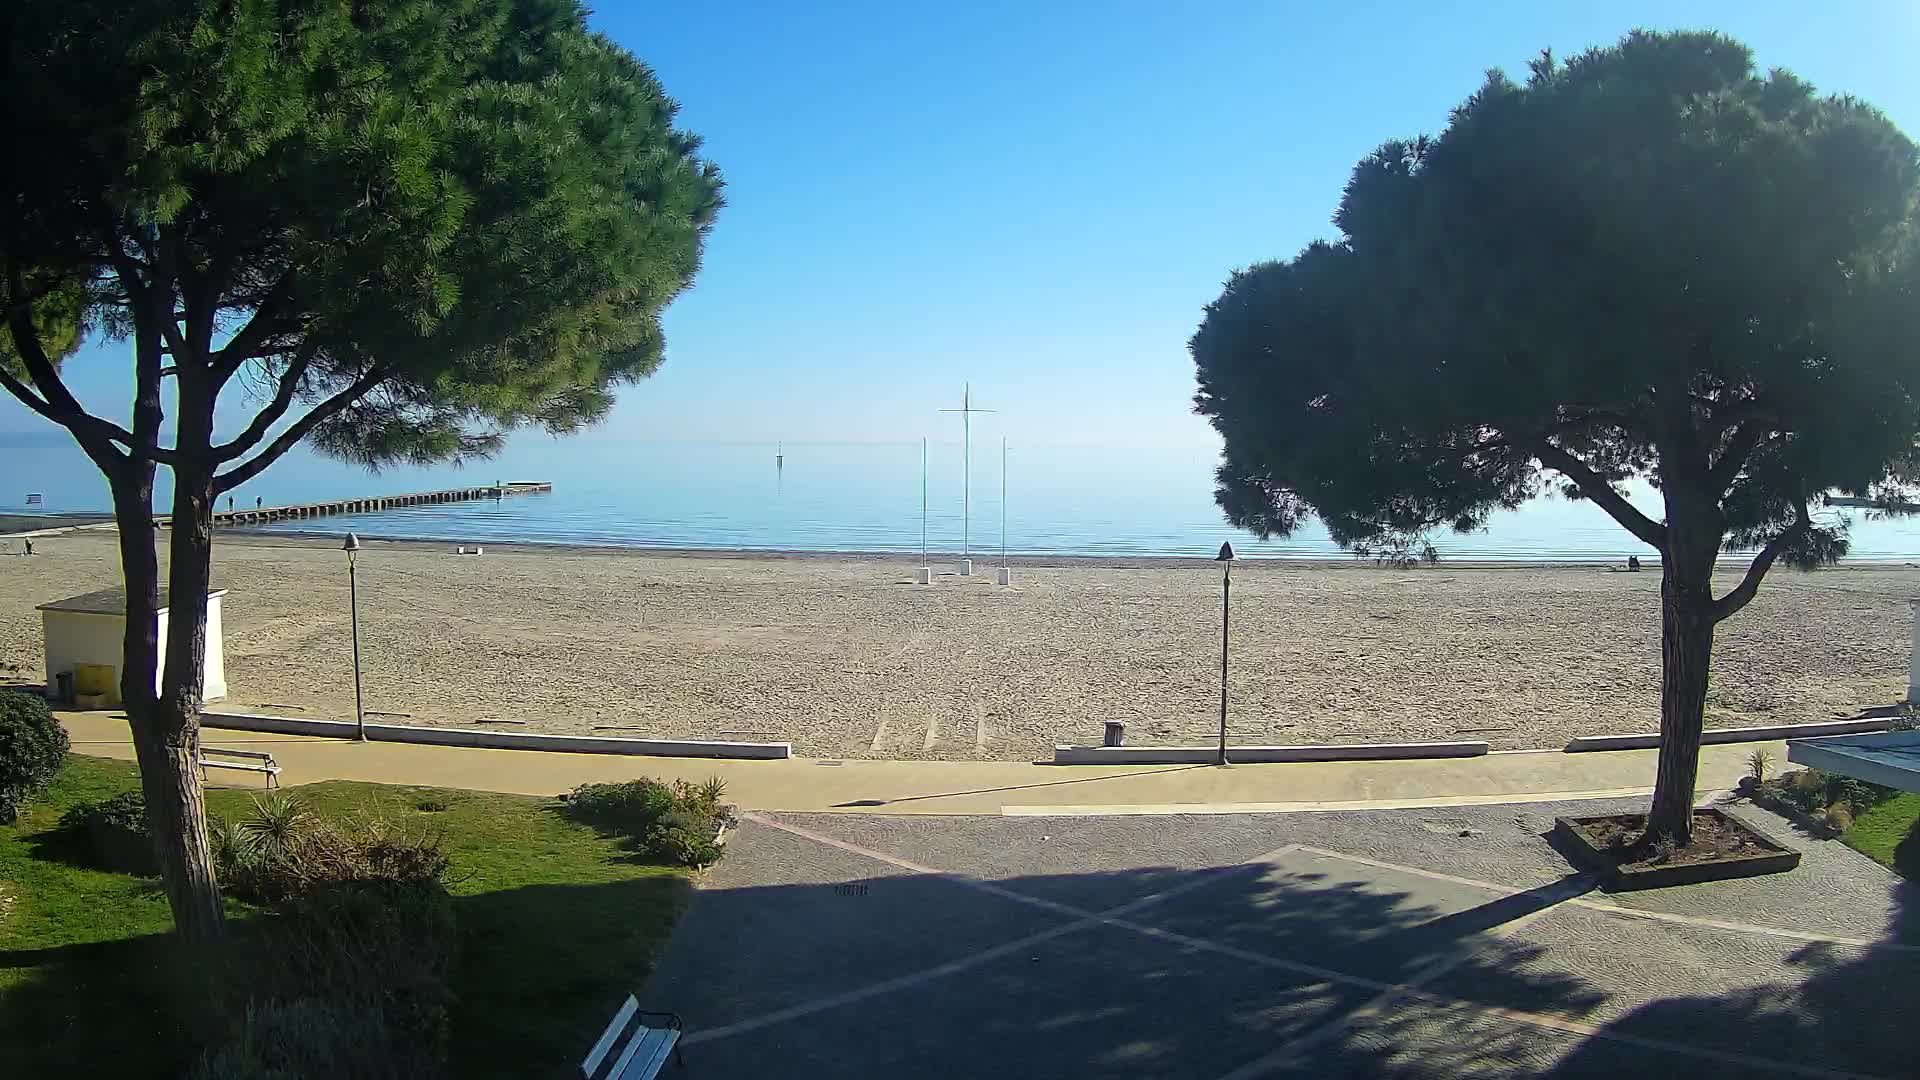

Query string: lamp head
1215 541 1235 562
342 532 362 554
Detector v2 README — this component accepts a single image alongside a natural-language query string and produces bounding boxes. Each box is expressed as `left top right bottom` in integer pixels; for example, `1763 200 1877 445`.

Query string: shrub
563 778 679 833
1746 749 1774 784
1829 776 1898 816
191 995 434 1080
646 809 725 868
1754 768 1901 834
240 791 311 862
562 777 730 867
59 790 154 874
0 690 69 823
204 801 459 1080
214 793 451 904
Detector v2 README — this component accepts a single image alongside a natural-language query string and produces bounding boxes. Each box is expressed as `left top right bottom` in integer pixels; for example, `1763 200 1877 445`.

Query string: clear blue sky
8 1 1917 452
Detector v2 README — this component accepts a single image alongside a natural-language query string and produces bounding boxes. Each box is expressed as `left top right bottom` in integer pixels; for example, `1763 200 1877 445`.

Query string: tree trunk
1646 552 1717 845
130 706 223 938
156 398 226 940
109 460 225 941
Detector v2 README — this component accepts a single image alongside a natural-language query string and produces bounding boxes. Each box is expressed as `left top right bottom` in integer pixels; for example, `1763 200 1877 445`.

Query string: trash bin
53 670 74 704
73 663 117 706
1103 720 1126 747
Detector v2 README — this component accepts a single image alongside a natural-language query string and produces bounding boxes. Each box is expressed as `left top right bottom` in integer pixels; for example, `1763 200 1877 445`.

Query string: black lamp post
343 532 366 742
1215 541 1234 766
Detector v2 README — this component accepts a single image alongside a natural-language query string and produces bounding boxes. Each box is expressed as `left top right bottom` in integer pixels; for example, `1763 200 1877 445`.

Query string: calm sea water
8 435 1920 562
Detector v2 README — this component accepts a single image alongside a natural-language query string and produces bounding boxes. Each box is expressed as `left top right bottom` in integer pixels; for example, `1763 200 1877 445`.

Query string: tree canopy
2 0 722 482
1195 31 1918 583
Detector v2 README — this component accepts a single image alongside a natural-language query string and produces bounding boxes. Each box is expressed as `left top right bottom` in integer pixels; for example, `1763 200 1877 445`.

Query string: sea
9 435 1920 563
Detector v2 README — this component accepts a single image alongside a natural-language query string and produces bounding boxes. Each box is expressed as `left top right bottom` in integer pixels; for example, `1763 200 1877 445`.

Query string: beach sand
0 531 1910 761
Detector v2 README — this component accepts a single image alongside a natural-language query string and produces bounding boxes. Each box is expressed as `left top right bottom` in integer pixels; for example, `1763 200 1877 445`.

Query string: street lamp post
343 532 366 742
1215 541 1234 766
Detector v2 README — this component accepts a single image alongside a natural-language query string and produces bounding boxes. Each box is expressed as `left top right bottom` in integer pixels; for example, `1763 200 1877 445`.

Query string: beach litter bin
73 663 117 707
1103 720 1126 747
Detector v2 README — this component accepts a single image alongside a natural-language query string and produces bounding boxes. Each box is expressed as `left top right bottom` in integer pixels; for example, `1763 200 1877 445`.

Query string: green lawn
0 755 691 1077
1844 792 1920 880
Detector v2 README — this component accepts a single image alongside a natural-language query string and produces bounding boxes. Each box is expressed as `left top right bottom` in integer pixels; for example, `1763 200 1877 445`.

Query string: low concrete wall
200 711 790 760
1565 716 1891 753
1050 741 1489 765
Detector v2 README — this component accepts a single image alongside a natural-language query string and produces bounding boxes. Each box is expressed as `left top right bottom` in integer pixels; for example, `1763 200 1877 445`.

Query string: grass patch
1843 792 1920 880
1 755 691 1077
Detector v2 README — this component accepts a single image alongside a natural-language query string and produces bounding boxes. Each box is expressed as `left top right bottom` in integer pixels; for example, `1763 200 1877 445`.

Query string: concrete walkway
60 711 1774 815
644 803 1912 1078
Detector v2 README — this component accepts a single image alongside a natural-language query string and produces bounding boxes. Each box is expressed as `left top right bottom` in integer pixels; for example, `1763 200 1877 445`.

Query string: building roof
1787 729 1920 795
36 586 228 616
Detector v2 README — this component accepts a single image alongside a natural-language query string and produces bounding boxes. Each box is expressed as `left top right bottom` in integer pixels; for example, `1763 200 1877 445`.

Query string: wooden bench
198 746 281 788
582 995 683 1079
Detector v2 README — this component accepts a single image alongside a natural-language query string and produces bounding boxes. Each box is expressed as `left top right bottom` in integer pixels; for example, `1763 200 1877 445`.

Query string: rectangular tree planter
1554 809 1800 890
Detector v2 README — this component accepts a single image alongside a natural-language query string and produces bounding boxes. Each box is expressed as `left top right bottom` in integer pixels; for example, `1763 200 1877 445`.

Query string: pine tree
1 0 722 940
1192 32 1919 844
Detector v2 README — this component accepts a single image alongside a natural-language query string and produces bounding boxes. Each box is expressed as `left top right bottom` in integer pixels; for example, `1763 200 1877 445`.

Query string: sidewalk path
59 710 1768 815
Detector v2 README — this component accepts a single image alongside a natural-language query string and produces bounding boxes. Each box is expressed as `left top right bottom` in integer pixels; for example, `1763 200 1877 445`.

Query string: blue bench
582 995 683 1079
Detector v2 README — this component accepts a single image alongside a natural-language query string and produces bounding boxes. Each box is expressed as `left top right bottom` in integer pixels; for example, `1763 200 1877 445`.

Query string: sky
6 0 1919 454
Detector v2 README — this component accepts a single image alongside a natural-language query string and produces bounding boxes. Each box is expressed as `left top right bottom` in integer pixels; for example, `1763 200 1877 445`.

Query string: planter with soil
1554 809 1799 890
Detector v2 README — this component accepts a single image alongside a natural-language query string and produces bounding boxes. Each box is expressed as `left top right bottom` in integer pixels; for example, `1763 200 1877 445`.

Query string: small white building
38 587 228 704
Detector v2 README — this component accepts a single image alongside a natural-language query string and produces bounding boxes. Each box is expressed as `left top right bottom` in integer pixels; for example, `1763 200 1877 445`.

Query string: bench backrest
583 996 640 1078
201 747 276 765
582 996 679 1080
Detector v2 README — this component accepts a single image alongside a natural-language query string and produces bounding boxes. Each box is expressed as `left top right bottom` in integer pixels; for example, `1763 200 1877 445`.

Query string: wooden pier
161 482 552 528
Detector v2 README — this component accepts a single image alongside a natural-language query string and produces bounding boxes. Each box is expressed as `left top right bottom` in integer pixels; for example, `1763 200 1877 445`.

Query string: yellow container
73 663 120 705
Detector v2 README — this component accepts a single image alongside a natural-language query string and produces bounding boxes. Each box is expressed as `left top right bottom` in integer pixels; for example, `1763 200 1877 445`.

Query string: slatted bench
197 746 281 788
583 995 683 1079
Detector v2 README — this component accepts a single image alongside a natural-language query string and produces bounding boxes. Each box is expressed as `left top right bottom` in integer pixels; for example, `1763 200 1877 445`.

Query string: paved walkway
62 710 1772 814
644 801 1913 1077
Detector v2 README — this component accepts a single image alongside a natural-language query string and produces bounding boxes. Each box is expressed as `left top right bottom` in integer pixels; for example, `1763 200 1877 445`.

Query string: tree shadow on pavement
1538 872 1914 1079
622 810 1918 1079
635 853 1614 1078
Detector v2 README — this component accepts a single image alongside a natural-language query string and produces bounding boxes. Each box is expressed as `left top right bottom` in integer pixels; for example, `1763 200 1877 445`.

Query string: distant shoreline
209 527 1920 572
12 513 1920 570
215 527 1640 569
0 513 114 534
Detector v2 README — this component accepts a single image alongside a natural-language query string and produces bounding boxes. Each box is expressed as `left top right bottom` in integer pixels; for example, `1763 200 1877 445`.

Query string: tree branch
96 218 193 361
211 339 320 462
212 270 298 381
1707 422 1772 493
1710 502 1811 623
0 364 165 462
213 366 389 493
3 267 147 466
1531 439 1668 549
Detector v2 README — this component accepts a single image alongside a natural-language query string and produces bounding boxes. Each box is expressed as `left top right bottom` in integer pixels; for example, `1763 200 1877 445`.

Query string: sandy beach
0 530 1911 761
